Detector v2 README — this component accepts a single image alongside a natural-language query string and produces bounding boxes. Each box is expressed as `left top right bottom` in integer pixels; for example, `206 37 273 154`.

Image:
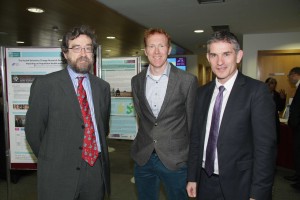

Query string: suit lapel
139 70 155 117
200 82 215 144
59 69 83 120
157 66 178 118
89 74 101 123
218 73 246 138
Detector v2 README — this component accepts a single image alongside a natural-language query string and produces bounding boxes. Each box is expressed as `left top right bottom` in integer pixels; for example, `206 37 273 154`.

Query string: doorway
257 49 300 103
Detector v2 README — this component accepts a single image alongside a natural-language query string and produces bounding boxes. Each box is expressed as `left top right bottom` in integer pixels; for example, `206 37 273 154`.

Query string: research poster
101 57 138 94
109 97 137 140
100 57 140 140
5 47 64 164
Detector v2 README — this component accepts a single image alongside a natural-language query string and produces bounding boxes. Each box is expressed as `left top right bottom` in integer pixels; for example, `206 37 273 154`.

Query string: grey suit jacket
187 72 277 200
25 68 111 199
131 64 198 170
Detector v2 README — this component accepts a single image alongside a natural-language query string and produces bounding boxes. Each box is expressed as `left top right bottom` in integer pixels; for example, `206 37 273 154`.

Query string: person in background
265 77 286 143
285 67 300 191
25 25 111 200
187 31 277 200
131 28 198 200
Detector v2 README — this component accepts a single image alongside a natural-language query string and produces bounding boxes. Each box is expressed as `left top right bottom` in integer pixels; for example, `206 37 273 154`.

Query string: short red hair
144 28 171 47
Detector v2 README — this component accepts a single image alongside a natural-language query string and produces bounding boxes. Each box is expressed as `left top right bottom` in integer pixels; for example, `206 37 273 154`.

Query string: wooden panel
257 50 300 103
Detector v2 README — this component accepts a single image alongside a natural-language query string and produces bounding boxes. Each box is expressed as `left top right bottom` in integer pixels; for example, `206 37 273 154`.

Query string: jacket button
154 123 158 126
81 124 85 129
76 167 80 170
79 146 83 150
153 140 157 143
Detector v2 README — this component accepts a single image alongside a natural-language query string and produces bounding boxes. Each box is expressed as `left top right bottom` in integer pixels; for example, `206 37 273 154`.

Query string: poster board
2 46 101 169
100 57 140 140
5 47 65 169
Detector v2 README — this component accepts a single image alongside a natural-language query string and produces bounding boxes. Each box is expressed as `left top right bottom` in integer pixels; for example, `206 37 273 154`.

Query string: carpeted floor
0 139 300 200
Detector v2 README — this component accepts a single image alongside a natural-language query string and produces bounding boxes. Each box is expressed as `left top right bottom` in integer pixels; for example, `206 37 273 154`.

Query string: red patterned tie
77 77 98 166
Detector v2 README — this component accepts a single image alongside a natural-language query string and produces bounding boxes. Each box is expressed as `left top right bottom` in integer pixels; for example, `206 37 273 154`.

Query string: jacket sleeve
186 75 198 134
250 83 277 199
25 77 49 157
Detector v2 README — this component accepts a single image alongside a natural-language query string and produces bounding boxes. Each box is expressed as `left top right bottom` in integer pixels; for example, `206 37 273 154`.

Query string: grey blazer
25 68 111 199
131 64 198 170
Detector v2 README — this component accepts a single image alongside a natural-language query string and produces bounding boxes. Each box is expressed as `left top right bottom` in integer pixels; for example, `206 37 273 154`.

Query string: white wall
242 32 300 79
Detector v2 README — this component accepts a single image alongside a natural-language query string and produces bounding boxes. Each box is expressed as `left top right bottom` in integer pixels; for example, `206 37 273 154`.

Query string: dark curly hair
61 25 98 53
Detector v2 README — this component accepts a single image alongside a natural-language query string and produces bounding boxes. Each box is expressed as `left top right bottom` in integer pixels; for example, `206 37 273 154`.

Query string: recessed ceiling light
58 39 62 42
16 41 25 44
106 36 115 39
52 26 59 32
105 50 111 52
27 7 45 13
194 30 204 33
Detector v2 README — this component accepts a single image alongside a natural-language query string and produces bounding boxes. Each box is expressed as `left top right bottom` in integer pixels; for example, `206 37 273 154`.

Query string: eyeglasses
68 45 93 53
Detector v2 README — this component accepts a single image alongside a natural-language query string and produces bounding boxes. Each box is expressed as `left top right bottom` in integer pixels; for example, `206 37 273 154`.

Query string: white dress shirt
202 70 238 174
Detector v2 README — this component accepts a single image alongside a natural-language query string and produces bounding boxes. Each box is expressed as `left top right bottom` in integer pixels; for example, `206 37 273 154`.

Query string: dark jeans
134 153 188 200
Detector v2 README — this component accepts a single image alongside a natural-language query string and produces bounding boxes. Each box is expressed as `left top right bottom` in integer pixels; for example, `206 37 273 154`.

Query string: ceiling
0 0 300 60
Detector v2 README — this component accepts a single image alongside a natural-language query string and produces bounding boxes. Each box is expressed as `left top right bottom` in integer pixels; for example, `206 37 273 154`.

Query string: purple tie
205 86 225 176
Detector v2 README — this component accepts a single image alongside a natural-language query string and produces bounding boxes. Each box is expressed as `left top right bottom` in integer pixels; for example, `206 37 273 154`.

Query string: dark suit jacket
288 85 300 175
131 64 198 170
25 68 111 199
289 85 300 131
187 72 277 200
272 90 286 143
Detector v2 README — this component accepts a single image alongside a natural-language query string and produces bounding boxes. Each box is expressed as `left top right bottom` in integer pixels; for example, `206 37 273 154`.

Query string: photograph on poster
11 74 40 83
15 115 25 127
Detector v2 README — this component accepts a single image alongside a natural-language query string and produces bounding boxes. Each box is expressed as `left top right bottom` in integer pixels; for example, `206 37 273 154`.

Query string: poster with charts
5 47 64 165
99 57 140 140
108 97 137 140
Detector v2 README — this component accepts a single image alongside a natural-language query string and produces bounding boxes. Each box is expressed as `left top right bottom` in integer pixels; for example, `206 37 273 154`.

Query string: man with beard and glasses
25 25 111 200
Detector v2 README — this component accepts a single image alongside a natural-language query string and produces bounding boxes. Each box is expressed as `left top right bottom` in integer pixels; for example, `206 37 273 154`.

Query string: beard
68 56 94 74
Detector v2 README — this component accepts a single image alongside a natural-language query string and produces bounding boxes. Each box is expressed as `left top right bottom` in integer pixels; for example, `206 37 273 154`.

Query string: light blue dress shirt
67 66 101 152
145 63 171 118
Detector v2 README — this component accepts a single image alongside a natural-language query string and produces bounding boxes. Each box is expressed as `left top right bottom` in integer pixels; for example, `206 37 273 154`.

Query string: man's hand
186 182 197 198
279 89 287 99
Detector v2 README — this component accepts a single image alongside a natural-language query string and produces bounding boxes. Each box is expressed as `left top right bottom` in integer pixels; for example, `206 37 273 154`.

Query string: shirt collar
296 79 300 88
146 62 171 78
67 66 89 80
215 69 238 91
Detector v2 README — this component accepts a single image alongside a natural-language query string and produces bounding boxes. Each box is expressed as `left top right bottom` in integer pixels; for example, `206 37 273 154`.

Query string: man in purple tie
25 25 111 200
186 31 277 200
